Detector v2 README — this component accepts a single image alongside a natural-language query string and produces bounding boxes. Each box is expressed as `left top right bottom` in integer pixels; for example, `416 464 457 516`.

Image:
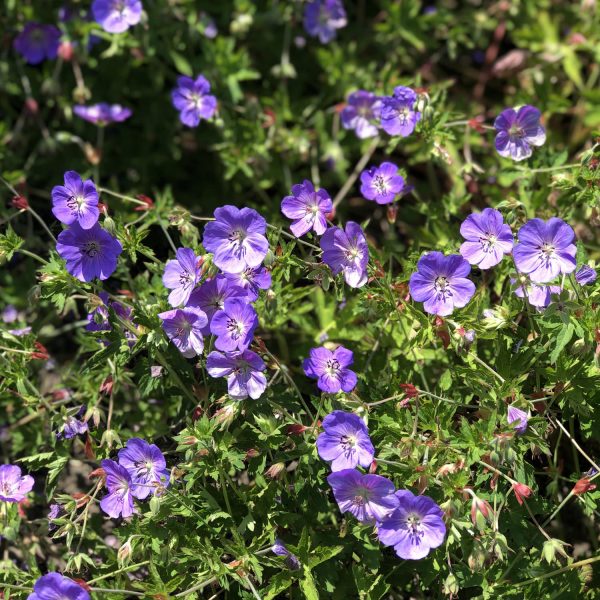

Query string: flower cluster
0 464 35 503
159 205 270 400
100 438 169 518
318 411 446 559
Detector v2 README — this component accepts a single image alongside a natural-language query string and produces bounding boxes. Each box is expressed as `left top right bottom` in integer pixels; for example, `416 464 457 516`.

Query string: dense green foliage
1 1 600 599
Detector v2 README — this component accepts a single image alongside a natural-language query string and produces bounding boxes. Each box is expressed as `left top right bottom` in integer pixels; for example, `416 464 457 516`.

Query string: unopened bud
265 462 285 479
11 195 29 210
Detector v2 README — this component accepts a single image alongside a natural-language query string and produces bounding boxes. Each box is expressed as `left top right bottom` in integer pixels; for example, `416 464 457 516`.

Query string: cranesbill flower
380 86 421 137
2 305 18 323
304 346 357 394
303 0 347 44
272 539 301 570
171 75 217 127
100 459 135 518
359 162 405 205
0 464 34 502
92 0 142 33
47 503 63 531
58 408 89 439
575 265 597 286
409 252 476 316
316 410 374 471
51 170 99 230
280 180 332 237
14 23 61 65
202 205 269 273
159 307 208 358
512 278 561 309
507 405 529 435
513 218 576 283
86 292 111 332
224 267 271 302
377 490 446 560
74 103 132 125
459 208 513 269
210 299 258 352
320 222 369 288
206 349 267 400
56 222 122 282
327 469 398 524
117 438 170 500
162 247 202 307
341 91 381 139
187 275 247 332
494 105 546 161
28 573 90 600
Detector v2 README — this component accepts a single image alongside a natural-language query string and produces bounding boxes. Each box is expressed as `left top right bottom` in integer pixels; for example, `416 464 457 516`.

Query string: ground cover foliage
1 1 600 599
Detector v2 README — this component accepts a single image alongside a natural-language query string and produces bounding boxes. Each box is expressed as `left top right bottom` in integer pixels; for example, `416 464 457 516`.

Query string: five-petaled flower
494 105 546 161
459 208 514 269
206 350 267 400
507 405 529 435
409 252 476 316
0 464 35 502
117 438 170 499
210 299 259 352
28 573 90 600
513 218 576 283
52 171 100 230
159 307 208 358
380 86 421 137
99 459 135 518
223 266 272 302
327 469 398 524
359 162 406 205
303 0 347 44
320 222 369 288
92 0 143 34
303 346 357 393
162 247 203 307
202 205 269 274
14 23 61 65
280 180 333 237
377 490 446 560
56 222 123 282
341 90 381 139
171 75 217 127
316 410 375 471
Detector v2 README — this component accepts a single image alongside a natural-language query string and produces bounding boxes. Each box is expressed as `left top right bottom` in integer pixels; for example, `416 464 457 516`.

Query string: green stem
16 248 48 265
86 561 150 585
511 555 600 588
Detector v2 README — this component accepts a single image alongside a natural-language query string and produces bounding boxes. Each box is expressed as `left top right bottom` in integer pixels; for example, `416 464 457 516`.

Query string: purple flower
73 103 132 125
380 86 421 137
316 410 374 471
14 23 61 65
28 573 90 600
494 105 546 161
58 411 89 440
513 218 577 283
459 208 514 269
47 503 63 531
507 405 529 435
377 490 446 560
2 305 18 323
51 170 99 230
117 437 170 500
303 346 357 394
187 275 247 331
320 222 369 288
202 205 269 274
171 75 217 127
0 464 34 502
327 469 398 524
200 13 218 38
341 91 381 139
359 162 406 205
92 0 142 33
100 459 135 518
409 252 475 316
159 307 208 358
162 248 203 307
56 222 122 282
206 350 267 400
8 326 32 336
223 267 271 302
86 292 111 332
575 265 597 286
272 539 301 570
512 278 561 309
280 180 332 237
303 0 347 44
210 299 258 352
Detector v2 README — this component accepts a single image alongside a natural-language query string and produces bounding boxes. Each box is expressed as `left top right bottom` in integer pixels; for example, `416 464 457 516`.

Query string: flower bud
467 491 494 530
542 538 570 565
118 538 134 564
11 195 29 210
103 216 116 236
265 462 286 479
573 477 597 495
511 482 533 505
57 40 74 61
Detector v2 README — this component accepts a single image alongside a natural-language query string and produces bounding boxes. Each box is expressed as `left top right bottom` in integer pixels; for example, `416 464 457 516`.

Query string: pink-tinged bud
51 388 71 401
369 460 377 474
71 493 91 508
192 406 203 421
24 98 39 115
181 435 199 446
117 538 134 564
387 205 398 224
99 375 113 395
11 195 29 210
286 423 309 435
466 490 494 529
437 459 465 477
573 477 597 495
134 194 154 211
31 341 50 360
399 383 419 399
213 404 237 427
568 32 586 45
512 482 533 505
89 467 105 480
18 498 30 517
245 448 260 460
265 462 286 479
72 580 91 592
84 434 95 460
57 40 74 61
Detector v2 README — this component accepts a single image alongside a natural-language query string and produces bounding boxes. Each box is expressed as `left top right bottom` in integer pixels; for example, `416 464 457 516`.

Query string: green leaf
550 322 574 364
